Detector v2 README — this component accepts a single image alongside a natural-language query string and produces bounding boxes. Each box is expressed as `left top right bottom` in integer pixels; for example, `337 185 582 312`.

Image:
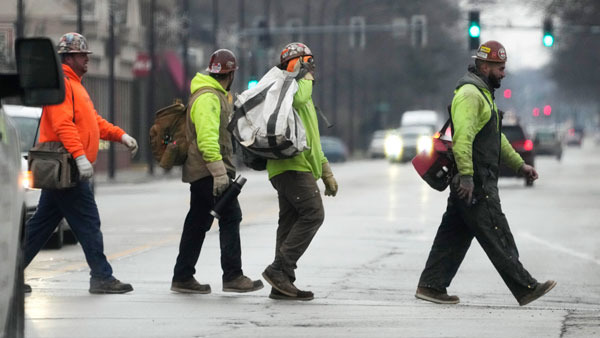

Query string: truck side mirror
15 37 65 106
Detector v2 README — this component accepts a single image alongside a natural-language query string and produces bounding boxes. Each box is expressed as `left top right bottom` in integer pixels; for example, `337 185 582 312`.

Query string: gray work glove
455 175 474 204
321 162 338 197
294 57 315 81
75 154 94 180
121 134 139 158
206 160 230 196
519 163 539 182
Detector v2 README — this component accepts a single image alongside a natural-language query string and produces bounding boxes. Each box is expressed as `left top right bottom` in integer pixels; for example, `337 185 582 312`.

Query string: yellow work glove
321 162 338 197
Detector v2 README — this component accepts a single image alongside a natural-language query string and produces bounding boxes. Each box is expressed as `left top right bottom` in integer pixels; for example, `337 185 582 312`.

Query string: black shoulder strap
32 77 75 148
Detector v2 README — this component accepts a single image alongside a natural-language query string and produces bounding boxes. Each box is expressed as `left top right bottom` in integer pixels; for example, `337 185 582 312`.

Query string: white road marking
518 231 600 266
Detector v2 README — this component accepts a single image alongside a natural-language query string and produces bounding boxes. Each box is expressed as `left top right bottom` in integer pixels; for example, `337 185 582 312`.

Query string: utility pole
182 0 190 100
146 0 156 175
108 0 116 180
213 0 219 50
77 0 83 34
16 0 24 38
238 0 245 93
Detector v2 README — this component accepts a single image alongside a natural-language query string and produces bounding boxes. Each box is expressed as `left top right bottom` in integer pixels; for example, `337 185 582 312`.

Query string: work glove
206 160 230 196
121 134 139 158
519 163 539 182
455 175 474 205
321 162 338 197
75 154 94 180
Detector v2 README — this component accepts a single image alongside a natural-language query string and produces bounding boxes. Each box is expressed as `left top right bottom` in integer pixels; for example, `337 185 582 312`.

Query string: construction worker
415 41 556 306
24 32 138 294
171 49 263 294
261 42 338 301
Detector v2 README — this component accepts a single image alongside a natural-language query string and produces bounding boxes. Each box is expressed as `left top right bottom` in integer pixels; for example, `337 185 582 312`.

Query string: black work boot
269 288 314 301
518 280 557 306
223 275 264 293
415 287 460 304
170 277 211 294
89 278 133 294
262 266 298 297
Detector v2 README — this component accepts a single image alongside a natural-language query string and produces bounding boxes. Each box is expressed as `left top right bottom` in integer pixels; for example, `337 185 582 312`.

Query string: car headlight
417 135 433 154
20 170 33 190
384 134 403 159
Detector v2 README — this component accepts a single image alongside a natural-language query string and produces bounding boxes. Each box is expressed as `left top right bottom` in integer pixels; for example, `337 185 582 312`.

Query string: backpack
149 99 189 169
227 66 309 166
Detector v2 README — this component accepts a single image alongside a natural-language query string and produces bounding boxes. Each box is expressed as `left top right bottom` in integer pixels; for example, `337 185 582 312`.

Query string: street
24 143 600 338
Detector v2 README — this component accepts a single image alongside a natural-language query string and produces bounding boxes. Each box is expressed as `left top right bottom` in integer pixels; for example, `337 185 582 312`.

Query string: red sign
133 53 151 77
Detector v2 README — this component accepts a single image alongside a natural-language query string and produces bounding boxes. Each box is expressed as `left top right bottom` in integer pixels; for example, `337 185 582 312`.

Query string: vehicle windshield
502 126 525 142
10 116 39 151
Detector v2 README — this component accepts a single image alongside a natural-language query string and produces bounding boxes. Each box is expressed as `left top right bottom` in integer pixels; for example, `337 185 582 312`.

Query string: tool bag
28 78 79 189
227 66 309 162
412 114 455 192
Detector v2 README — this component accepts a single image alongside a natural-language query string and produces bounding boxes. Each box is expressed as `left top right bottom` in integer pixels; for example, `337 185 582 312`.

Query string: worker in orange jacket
24 33 138 294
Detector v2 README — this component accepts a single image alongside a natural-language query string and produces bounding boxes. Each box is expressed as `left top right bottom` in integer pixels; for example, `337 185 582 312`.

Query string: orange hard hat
472 40 507 63
206 49 238 74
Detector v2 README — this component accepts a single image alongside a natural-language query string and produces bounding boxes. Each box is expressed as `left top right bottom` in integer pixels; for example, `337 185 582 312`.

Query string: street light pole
77 0 83 34
108 0 116 180
146 0 156 175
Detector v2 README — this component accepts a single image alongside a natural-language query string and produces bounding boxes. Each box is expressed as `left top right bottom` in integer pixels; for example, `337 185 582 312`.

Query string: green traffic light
543 34 554 47
247 79 259 89
469 25 481 38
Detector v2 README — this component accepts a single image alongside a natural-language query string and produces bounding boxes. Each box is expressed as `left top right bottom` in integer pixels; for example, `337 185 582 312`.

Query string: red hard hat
280 42 312 64
472 40 507 63
206 49 238 74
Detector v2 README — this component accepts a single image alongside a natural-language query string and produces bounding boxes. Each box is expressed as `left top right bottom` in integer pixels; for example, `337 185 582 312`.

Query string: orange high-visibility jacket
39 64 125 163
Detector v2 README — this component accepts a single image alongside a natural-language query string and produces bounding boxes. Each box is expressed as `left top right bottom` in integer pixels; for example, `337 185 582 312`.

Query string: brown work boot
415 287 460 304
170 277 211 294
89 278 133 294
269 288 314 301
262 266 298 297
518 280 557 306
223 275 264 293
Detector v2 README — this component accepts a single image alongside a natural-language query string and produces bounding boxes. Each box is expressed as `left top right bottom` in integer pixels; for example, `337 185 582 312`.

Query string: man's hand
456 175 474 204
121 134 138 158
75 155 94 180
206 160 230 196
321 162 338 197
295 57 315 81
519 164 539 182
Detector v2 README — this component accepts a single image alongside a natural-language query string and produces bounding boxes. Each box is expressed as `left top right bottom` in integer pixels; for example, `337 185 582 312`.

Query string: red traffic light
533 108 540 117
504 89 512 99
543 105 552 116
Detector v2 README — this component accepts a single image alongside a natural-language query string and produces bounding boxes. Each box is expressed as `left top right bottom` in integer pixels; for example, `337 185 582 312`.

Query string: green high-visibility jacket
451 71 523 177
266 79 328 180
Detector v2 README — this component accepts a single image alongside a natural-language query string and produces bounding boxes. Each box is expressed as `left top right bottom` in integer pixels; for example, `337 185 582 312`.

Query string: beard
488 73 502 89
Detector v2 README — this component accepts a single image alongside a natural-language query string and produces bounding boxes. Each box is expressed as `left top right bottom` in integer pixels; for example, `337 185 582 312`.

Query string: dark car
321 136 348 163
500 124 535 186
565 127 584 147
534 129 563 160
385 126 434 163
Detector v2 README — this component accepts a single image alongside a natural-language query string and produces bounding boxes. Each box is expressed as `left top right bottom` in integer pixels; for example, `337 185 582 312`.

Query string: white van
400 110 442 130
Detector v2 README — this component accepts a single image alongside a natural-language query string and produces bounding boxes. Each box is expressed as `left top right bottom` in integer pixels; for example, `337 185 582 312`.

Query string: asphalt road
24 142 600 337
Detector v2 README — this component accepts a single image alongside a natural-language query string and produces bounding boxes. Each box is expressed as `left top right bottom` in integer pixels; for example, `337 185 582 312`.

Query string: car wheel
45 223 64 249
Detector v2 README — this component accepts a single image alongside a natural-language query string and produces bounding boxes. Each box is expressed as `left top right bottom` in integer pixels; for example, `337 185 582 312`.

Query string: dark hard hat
206 49 238 74
472 40 507 63
280 42 312 64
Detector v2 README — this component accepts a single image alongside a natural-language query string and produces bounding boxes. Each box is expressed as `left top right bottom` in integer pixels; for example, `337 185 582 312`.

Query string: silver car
0 37 65 338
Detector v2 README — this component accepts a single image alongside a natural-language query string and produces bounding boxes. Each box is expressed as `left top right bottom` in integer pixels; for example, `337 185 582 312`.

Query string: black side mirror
15 37 65 106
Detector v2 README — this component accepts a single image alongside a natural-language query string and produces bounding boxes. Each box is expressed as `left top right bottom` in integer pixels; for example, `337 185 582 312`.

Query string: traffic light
504 89 512 99
468 11 480 50
543 105 552 116
247 77 258 89
543 18 554 47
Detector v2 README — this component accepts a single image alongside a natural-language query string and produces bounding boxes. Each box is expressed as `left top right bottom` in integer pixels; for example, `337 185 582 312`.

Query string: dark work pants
24 181 114 280
418 184 538 300
173 176 243 283
270 171 325 282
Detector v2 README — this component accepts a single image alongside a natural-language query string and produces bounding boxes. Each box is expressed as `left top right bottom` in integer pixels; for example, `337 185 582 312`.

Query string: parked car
385 126 434 163
1 38 65 338
500 123 535 186
4 105 78 249
565 127 584 147
534 129 563 161
321 136 348 163
367 130 389 158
